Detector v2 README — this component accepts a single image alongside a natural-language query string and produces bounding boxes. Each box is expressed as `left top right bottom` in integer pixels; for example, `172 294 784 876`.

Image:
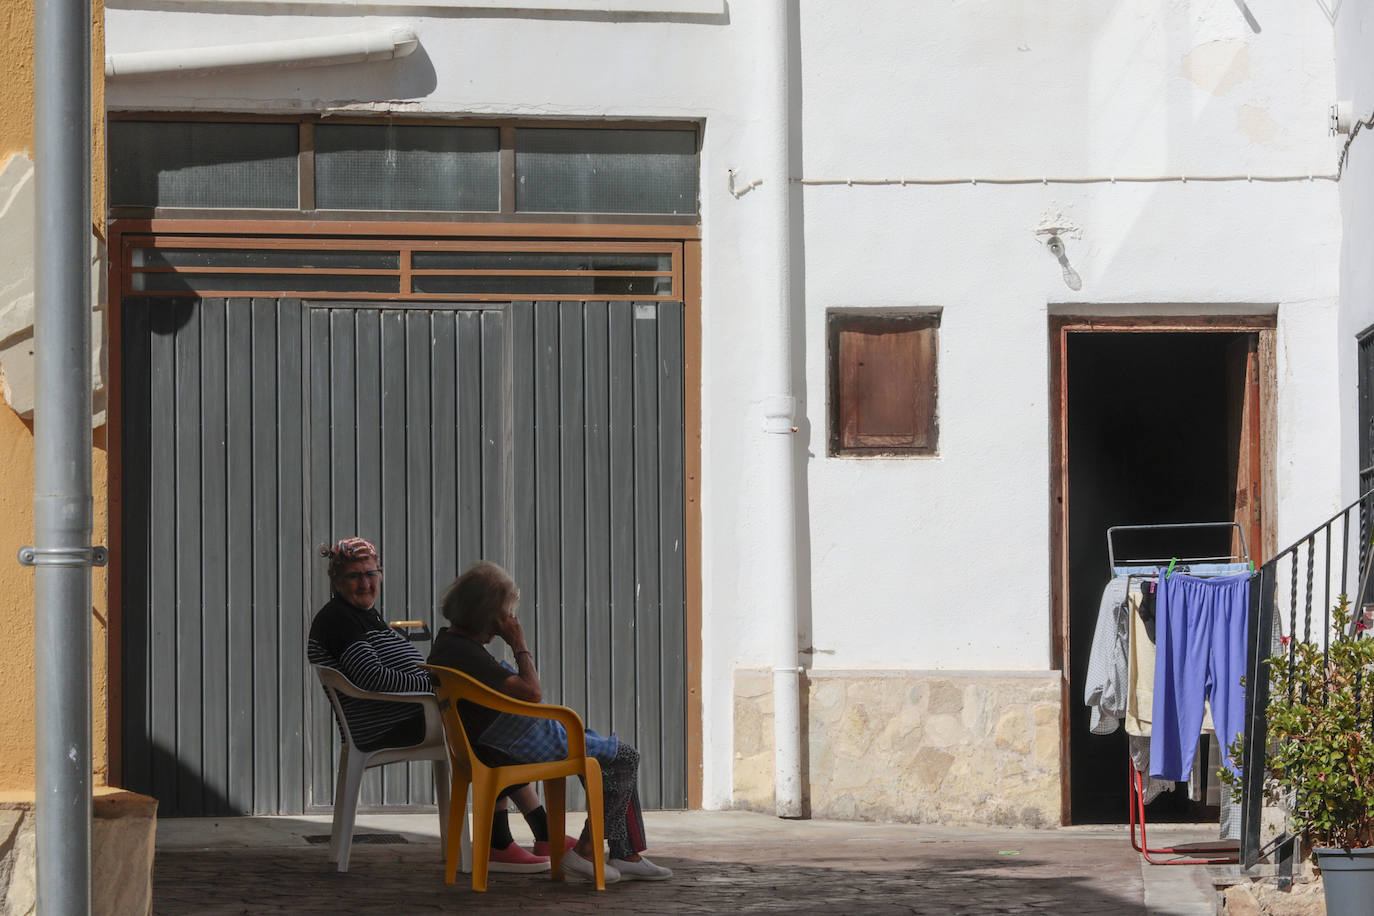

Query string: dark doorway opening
1065 331 1254 824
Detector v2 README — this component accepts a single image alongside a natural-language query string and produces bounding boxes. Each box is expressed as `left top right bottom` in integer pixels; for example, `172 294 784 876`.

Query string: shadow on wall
108 39 441 103
120 1 731 26
129 741 238 818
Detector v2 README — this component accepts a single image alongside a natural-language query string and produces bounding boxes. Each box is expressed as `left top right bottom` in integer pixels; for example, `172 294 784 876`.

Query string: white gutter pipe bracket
762 395 797 434
105 26 419 79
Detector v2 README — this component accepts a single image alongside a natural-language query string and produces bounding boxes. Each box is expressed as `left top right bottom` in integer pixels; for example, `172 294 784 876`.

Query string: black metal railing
1239 490 1374 869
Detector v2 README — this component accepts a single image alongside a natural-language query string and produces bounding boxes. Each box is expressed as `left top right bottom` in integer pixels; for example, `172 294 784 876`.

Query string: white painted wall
105 1 1347 810
1335 3 1374 508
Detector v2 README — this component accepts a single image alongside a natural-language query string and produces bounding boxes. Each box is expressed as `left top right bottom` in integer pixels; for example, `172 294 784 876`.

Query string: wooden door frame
106 219 704 809
1048 314 1277 825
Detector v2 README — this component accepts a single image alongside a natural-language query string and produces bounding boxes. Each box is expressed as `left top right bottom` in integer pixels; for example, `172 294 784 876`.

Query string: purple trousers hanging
1148 570 1251 782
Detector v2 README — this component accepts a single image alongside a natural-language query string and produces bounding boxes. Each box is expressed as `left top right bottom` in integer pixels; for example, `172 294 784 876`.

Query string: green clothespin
1165 557 1178 579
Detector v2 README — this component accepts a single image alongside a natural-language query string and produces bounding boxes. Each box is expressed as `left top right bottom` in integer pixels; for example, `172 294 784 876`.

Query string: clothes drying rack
1107 522 1249 866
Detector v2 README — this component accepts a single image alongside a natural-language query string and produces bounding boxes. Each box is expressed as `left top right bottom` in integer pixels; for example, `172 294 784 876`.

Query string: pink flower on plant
1317 773 1327 782
1280 635 1292 647
1357 621 1371 632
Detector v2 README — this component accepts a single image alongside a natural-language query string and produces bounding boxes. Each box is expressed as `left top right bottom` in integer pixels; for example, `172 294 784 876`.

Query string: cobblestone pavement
153 811 1223 915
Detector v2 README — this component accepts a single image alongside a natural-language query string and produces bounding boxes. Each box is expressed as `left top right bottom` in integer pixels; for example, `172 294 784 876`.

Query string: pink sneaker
487 843 550 873
532 836 577 857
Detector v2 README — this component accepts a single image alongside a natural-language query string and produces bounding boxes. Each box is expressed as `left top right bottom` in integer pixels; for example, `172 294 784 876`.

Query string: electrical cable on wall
785 110 1374 189
783 103 1374 189
790 172 1337 188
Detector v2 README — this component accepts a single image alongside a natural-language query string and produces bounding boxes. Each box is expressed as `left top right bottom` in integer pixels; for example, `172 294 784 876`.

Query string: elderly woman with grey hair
427 561 672 883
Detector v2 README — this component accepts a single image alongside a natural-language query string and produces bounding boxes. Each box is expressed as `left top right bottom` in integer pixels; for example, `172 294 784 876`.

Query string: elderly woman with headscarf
307 536 432 751
307 537 560 871
427 560 673 883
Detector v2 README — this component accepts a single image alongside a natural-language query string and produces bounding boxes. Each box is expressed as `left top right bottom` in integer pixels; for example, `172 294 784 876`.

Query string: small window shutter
836 320 935 451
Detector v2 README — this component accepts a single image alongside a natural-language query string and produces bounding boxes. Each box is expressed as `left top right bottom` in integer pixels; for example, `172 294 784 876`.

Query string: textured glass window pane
131 273 398 294
110 122 298 208
411 275 671 296
315 125 499 211
515 129 698 214
133 248 398 270
411 251 671 271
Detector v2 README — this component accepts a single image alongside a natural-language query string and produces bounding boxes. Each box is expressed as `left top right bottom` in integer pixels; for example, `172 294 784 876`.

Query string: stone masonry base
734 668 1062 827
1219 865 1327 916
0 787 157 916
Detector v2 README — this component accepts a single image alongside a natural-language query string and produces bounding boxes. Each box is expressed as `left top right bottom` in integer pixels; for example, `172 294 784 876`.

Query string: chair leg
329 746 351 860
336 752 369 873
545 777 567 879
432 758 451 865
583 760 607 891
469 777 498 893
459 786 473 876
445 774 471 885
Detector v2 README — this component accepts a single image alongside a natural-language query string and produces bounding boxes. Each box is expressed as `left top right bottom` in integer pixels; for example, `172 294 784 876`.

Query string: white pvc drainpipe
105 26 419 79
758 0 804 819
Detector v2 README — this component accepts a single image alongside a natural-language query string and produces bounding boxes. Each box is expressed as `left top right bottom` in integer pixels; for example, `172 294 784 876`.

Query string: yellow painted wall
0 0 109 790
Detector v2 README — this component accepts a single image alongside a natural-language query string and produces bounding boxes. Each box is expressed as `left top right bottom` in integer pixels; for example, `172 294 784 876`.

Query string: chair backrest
313 664 361 750
420 664 588 767
429 676 483 780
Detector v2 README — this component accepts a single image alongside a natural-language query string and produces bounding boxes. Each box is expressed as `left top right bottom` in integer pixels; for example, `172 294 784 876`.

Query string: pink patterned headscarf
319 536 378 578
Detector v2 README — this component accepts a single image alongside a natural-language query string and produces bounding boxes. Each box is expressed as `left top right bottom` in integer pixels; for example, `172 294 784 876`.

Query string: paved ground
153 810 1230 914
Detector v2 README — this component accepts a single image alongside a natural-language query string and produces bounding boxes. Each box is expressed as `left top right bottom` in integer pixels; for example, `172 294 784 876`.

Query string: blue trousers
1148 571 1251 782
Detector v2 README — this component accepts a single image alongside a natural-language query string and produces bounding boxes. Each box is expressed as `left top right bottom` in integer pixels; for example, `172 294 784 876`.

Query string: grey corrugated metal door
121 297 308 816
302 303 512 810
121 296 687 815
507 300 688 810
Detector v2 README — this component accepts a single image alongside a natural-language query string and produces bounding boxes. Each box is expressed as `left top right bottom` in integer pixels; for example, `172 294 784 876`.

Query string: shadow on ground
154 841 1147 915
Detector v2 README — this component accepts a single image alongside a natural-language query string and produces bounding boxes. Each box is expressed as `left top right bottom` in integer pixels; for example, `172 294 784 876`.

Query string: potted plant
1223 595 1374 915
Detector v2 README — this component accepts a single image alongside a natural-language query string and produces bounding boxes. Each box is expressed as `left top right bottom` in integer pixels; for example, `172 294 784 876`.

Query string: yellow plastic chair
420 663 608 891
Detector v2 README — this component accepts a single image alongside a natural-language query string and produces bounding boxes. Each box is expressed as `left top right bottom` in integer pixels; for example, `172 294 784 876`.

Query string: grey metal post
28 0 96 911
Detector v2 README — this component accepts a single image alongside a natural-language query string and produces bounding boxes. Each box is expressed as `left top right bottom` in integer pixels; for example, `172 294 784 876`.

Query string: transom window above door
120 236 684 301
108 118 700 221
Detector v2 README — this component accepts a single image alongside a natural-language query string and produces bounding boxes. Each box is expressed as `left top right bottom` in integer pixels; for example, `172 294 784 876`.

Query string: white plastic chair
312 664 467 872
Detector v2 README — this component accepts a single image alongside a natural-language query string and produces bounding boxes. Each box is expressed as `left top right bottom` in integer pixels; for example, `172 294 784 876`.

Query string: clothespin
1165 557 1178 580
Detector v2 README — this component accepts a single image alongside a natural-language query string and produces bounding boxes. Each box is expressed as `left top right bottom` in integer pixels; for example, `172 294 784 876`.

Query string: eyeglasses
341 569 383 583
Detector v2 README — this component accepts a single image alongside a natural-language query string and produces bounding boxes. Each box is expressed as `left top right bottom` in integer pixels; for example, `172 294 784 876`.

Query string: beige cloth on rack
1125 588 1213 736
1125 589 1153 735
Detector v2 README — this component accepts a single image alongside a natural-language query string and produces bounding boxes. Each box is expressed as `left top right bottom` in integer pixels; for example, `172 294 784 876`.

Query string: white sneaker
559 848 621 883
609 855 673 881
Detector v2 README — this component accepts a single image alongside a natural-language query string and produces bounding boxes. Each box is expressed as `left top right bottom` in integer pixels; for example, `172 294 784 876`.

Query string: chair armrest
313 665 436 704
352 689 435 706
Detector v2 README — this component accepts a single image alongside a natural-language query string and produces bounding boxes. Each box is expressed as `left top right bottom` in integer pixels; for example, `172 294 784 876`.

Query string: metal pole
30 0 95 909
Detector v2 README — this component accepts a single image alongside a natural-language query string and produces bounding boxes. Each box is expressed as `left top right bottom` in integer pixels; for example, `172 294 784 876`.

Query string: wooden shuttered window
828 312 938 456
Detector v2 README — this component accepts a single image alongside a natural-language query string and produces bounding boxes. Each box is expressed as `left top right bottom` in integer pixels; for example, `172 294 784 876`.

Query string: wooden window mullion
499 125 516 216
299 122 315 211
